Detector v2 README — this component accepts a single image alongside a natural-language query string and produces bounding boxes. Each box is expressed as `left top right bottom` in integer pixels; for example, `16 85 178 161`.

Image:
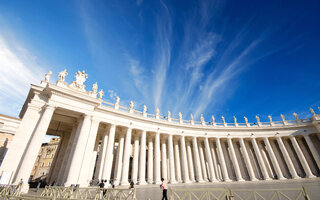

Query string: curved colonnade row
0 71 319 193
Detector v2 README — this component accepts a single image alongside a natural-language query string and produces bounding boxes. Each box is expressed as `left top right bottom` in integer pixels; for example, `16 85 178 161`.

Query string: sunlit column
227 138 244 181
239 138 257 181
138 130 147 185
114 132 125 185
131 135 140 183
216 138 231 182
289 136 316 178
174 139 182 182
263 137 285 180
154 131 161 184
204 137 216 182
65 114 92 186
180 135 190 183
147 137 154 184
101 124 116 183
168 134 177 183
120 127 133 185
161 138 168 180
78 118 100 185
198 141 208 181
276 136 299 179
97 128 109 179
192 137 204 182
186 140 195 182
14 105 55 188
304 135 320 170
251 137 271 180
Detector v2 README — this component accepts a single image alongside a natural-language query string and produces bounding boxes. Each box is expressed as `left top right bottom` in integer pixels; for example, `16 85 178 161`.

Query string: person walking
99 179 105 200
160 178 168 200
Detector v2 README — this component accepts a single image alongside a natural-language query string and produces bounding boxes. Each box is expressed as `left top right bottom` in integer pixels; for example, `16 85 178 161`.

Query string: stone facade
30 137 60 182
0 70 319 193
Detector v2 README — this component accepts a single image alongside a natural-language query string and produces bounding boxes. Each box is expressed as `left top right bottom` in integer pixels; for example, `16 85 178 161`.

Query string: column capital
44 104 56 110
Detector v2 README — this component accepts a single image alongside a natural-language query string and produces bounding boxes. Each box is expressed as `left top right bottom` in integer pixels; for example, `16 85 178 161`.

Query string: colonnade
43 107 320 187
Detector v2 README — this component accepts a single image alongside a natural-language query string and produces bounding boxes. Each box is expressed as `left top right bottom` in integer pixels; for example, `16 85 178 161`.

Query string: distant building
30 137 60 182
0 114 20 166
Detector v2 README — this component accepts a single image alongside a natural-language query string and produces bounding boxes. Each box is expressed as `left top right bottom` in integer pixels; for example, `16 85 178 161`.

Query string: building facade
0 70 319 192
30 137 60 182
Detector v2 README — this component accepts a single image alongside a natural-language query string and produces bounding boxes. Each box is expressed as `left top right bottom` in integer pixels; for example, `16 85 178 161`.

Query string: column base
292 176 301 179
306 175 317 178
237 179 245 182
197 180 206 183
137 181 147 185
169 180 178 184
154 181 162 184
120 182 130 186
224 179 232 182
278 177 287 180
183 180 192 183
250 178 259 181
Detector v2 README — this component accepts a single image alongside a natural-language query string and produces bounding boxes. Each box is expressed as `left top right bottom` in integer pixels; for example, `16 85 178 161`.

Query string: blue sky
0 0 319 124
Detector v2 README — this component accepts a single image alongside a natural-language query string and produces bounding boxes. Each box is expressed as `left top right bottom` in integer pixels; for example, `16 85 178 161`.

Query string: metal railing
169 187 310 200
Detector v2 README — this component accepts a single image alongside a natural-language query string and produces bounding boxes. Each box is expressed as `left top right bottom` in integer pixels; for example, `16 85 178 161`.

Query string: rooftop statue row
41 69 104 99
41 70 319 127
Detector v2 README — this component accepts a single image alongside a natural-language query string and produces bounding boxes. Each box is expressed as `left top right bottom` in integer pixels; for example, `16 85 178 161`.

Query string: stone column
58 122 78 184
192 137 204 182
0 102 42 182
114 132 125 185
131 135 140 183
147 137 154 184
180 136 190 183
168 135 177 183
304 135 320 170
173 139 182 182
154 131 161 184
138 130 147 185
161 139 168 180
227 138 244 181
65 114 92 186
289 136 315 178
78 118 100 185
120 127 133 185
239 138 257 181
199 141 208 181
263 137 285 180
186 140 195 182
209 141 220 180
96 129 109 179
13 105 55 188
276 136 299 179
216 138 231 182
101 124 116 182
251 138 271 180
204 138 216 182
89 136 100 181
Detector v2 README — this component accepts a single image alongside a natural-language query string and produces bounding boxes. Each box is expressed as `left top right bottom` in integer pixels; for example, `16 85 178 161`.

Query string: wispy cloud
152 0 172 110
0 34 46 117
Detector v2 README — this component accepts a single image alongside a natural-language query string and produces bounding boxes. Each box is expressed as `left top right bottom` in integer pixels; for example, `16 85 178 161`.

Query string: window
48 162 51 167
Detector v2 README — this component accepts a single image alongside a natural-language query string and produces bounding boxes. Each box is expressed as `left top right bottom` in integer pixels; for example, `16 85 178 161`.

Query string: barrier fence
0 185 310 200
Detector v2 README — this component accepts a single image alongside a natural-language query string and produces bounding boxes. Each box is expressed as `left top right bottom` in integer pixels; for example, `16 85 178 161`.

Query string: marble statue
75 70 88 85
58 69 68 82
92 83 98 94
280 114 285 121
143 105 147 113
179 112 182 120
156 108 160 115
221 116 226 124
233 116 237 124
168 111 171 118
200 114 205 123
310 108 316 116
293 112 299 120
268 115 272 122
98 90 104 99
244 116 248 124
44 71 52 82
255 115 260 123
116 96 120 105
190 114 194 121
129 101 134 109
